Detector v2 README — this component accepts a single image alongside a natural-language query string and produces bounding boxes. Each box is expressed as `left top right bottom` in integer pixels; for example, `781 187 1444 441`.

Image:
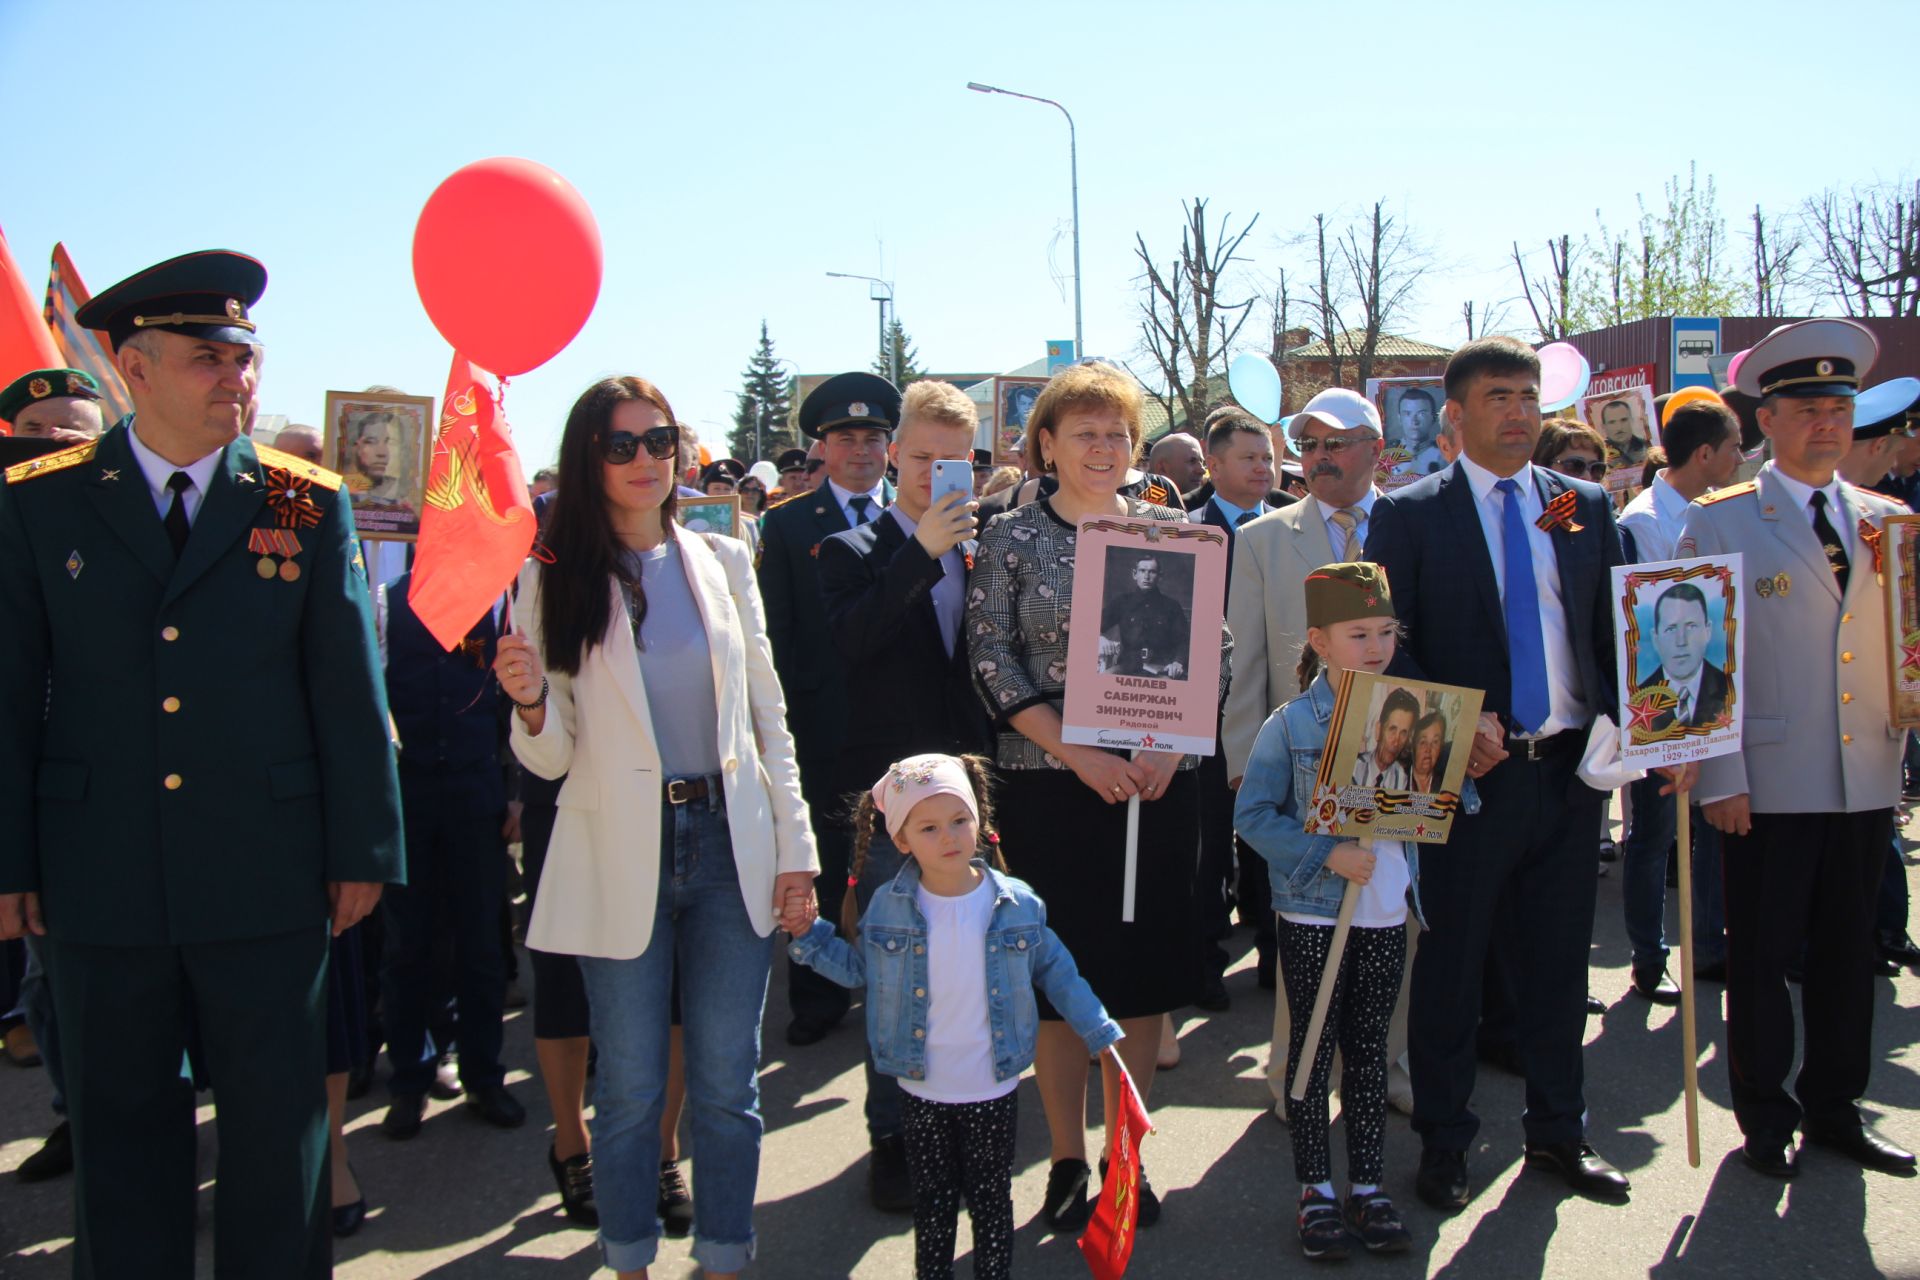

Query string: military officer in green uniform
1680 318 1915 1180
0 250 405 1278
0 367 105 440
756 370 898 1044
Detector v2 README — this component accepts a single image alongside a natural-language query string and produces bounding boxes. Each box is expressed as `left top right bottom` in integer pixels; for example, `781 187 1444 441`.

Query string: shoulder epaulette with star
254 443 344 491
5 438 98 484
1695 480 1756 507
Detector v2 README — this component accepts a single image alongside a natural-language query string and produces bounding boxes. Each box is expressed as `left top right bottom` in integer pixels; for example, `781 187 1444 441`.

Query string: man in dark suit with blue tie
1190 405 1284 1003
1367 337 1693 1211
758 372 901 1045
817 378 991 1208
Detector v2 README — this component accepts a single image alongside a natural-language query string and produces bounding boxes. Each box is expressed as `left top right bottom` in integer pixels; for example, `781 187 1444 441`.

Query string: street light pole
826 271 896 383
967 81 1082 359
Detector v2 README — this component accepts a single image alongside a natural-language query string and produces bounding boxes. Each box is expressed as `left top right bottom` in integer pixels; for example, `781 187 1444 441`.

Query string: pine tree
873 318 925 386
729 321 795 462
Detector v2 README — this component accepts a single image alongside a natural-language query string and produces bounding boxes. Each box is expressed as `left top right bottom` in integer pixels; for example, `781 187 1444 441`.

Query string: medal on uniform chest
1754 575 1773 599
248 528 304 580
1774 571 1791 597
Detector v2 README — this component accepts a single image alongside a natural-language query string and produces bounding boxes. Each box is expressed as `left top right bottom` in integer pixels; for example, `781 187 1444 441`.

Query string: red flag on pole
407 352 536 650
1080 1052 1153 1280
0 224 62 424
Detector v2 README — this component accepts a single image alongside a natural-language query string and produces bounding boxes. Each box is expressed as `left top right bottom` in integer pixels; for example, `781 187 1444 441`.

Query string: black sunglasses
599 425 679 465
1552 456 1605 478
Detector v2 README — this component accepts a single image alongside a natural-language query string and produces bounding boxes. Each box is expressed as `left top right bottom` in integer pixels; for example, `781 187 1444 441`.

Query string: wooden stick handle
1676 799 1701 1168
1291 871 1362 1102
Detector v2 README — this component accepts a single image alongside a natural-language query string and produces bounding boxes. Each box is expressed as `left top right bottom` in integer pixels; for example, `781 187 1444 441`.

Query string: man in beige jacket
1222 388 1410 1118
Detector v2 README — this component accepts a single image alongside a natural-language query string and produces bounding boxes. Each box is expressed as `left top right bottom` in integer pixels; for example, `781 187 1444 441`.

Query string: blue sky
4 0 1912 469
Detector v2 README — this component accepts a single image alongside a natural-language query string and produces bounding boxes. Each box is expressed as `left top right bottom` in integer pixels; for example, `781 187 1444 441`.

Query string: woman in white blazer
495 376 817 1280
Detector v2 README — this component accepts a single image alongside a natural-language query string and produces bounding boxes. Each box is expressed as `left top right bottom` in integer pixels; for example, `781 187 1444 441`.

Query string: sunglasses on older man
599 426 679 465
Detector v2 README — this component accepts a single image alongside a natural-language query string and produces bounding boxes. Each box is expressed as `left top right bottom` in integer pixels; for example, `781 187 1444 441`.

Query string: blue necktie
1496 478 1551 735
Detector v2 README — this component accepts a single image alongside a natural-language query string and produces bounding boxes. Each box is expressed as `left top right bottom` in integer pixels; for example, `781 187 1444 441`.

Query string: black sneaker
1042 1158 1092 1232
1098 1156 1161 1228
1344 1190 1411 1252
1297 1188 1350 1261
657 1159 693 1237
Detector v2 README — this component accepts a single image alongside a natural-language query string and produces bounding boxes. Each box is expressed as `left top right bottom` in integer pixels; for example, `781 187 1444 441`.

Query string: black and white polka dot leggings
901 1090 1018 1280
1279 917 1408 1187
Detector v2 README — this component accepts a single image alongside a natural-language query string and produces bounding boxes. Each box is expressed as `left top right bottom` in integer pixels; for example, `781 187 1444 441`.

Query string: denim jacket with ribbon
1234 672 1480 927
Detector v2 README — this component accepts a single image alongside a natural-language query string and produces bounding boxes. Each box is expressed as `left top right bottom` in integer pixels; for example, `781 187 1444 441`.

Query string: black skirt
996 766 1200 1021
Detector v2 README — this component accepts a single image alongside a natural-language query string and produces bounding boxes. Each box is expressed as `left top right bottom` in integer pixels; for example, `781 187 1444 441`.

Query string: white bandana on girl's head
872 754 979 844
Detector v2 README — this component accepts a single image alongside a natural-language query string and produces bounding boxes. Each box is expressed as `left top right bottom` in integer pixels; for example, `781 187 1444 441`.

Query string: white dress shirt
1456 455 1588 736
125 423 224 525
1617 471 1693 564
1312 488 1379 558
884 505 965 655
1766 465 1859 560
827 478 888 528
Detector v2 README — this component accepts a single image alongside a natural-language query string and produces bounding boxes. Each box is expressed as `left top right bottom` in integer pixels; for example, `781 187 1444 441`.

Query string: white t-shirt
1282 839 1410 930
902 876 1017 1104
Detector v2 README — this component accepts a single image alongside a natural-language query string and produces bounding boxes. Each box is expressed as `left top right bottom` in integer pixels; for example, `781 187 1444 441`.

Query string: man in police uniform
1680 318 1915 1179
0 368 105 440
757 371 899 1044
0 250 405 1277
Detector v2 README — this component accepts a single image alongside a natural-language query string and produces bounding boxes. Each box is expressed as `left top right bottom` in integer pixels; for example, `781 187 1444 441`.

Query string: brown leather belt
665 777 714 805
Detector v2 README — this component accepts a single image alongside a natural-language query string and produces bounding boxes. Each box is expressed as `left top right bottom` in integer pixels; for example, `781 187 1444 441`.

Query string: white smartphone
929 458 972 509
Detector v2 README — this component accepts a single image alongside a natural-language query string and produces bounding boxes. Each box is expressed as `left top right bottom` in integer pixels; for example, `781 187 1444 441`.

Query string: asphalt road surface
6 816 1918 1278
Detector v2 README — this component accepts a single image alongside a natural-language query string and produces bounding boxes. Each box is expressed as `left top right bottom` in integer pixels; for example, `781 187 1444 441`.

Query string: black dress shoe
1740 1137 1799 1179
1881 931 1920 968
381 1093 426 1140
784 1014 839 1047
1631 968 1682 1006
548 1145 598 1225
331 1196 368 1237
15 1120 72 1182
1693 959 1727 983
1598 837 1619 863
465 1082 527 1129
428 1057 464 1101
869 1134 914 1213
1415 1147 1470 1213
1586 995 1608 1016
1196 970 1231 1012
1099 1156 1160 1228
1804 1123 1918 1174
1874 954 1903 978
1524 1140 1630 1201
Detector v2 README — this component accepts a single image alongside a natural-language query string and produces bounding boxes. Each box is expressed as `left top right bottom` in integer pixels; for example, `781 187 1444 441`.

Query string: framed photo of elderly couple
1611 555 1747 767
1300 671 1483 843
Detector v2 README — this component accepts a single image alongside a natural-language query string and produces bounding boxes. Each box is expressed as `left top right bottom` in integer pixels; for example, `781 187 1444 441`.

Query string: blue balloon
1229 353 1283 425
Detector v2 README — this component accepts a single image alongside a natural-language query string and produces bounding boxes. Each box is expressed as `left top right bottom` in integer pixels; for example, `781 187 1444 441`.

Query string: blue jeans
1622 774 1677 974
854 829 908 1142
576 789 774 1275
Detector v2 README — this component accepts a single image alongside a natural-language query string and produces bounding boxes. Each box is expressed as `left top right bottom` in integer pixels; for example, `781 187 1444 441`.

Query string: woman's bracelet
510 677 549 712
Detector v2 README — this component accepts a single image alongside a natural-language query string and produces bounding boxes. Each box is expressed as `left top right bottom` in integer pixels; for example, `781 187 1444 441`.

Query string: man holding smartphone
816 379 992 1209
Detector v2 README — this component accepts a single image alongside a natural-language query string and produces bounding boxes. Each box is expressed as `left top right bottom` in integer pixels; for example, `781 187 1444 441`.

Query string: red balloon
412 158 602 376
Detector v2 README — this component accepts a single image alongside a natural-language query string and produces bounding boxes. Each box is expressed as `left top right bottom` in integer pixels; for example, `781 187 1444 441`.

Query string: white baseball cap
1288 388 1383 438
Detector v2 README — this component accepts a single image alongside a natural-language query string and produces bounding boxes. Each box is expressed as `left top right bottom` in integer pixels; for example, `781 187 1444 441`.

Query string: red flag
43 243 132 423
0 224 62 421
1080 1053 1153 1280
407 353 536 650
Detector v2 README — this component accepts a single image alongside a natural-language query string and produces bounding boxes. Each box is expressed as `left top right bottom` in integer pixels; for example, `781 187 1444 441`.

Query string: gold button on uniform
1843 734 1854 745
1843 692 1854 705
164 773 183 790
1841 651 1854 664
1842 612 1854 623
162 696 181 713
161 626 179 642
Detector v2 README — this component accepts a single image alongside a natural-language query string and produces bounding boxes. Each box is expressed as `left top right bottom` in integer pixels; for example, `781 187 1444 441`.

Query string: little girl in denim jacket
1236 562 1464 1262
784 753 1121 1280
